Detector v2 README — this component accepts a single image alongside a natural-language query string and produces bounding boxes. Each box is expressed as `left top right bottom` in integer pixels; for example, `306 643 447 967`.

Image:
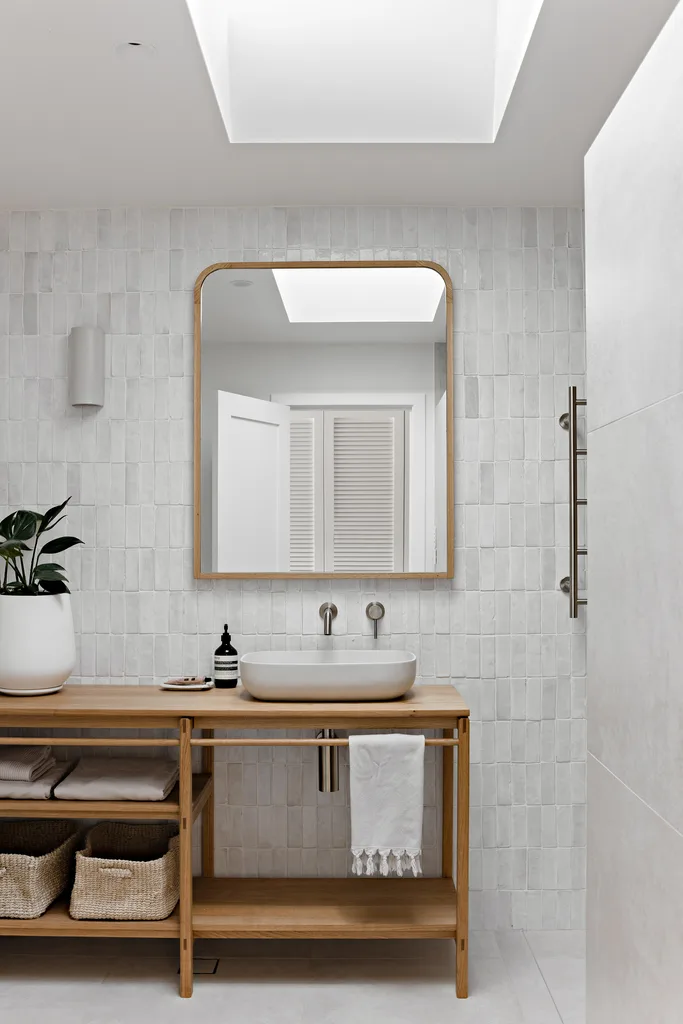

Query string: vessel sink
239 650 417 701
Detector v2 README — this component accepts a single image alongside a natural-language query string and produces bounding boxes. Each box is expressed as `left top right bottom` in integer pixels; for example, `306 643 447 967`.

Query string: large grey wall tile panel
587 755 683 1024
588 391 683 831
585 4 683 433
586 2 683 1012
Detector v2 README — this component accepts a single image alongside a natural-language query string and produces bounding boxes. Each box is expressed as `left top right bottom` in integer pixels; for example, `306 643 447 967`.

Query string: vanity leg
201 728 215 878
456 716 470 999
442 728 458 988
442 729 454 878
179 718 194 998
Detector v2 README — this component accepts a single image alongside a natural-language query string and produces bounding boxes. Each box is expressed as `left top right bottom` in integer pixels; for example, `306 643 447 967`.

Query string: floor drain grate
178 958 219 976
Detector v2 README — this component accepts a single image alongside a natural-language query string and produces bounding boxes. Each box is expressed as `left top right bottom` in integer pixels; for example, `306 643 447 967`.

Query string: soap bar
165 676 212 686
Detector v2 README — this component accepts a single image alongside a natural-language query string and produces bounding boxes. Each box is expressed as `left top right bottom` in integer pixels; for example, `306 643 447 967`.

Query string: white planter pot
0 594 76 696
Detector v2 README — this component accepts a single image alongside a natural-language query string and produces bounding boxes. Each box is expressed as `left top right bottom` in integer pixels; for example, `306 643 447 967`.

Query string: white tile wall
0 205 586 929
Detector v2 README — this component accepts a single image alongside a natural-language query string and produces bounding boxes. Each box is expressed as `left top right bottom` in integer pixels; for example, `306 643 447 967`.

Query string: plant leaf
33 567 67 582
2 510 40 542
38 579 70 594
39 536 83 555
0 539 29 557
31 562 65 572
0 513 16 539
37 497 71 534
40 514 66 534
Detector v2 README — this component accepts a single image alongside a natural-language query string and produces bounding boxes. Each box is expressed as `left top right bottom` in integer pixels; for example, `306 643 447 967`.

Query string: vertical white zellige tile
0 205 584 912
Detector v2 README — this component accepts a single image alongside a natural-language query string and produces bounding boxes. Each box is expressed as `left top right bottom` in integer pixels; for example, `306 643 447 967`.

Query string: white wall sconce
68 326 105 408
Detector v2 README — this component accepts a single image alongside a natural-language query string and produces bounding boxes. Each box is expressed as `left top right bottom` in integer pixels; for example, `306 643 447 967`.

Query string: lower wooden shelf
0 899 179 938
0 878 456 941
192 877 457 939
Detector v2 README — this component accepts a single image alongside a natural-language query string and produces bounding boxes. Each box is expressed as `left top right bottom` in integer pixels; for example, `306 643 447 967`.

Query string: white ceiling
0 0 678 209
201 268 447 345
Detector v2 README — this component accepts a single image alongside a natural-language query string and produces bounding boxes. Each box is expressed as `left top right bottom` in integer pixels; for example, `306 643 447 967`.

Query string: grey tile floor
0 931 585 1024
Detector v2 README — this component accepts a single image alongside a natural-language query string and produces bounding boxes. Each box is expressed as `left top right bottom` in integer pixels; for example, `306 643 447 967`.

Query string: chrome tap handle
366 602 385 640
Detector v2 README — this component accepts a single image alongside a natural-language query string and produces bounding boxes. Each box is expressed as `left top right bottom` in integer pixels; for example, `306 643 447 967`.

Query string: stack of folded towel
0 745 55 781
53 758 179 802
0 745 74 800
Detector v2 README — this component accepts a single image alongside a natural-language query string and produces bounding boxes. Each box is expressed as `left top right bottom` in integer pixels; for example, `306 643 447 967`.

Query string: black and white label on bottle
214 656 239 681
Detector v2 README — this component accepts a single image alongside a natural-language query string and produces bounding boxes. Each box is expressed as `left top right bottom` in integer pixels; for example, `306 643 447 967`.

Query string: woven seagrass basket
69 821 179 921
0 820 80 919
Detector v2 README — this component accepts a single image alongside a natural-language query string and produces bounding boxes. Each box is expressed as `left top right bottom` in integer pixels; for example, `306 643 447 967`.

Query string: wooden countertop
0 683 469 730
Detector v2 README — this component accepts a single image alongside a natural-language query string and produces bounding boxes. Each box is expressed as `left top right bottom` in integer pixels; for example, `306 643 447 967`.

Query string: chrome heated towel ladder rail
559 386 587 617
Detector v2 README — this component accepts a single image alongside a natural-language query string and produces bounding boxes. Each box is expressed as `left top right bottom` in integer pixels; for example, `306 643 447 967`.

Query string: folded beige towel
0 761 75 800
53 758 179 802
0 745 55 782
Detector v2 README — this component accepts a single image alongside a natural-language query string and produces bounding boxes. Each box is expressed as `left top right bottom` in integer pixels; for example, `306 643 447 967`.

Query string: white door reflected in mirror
196 263 453 578
212 391 290 572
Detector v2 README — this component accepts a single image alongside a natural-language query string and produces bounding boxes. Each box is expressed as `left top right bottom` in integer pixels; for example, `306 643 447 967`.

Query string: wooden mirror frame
193 260 454 580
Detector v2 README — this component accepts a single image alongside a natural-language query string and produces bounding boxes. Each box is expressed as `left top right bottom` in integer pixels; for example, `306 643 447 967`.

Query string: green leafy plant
0 498 82 595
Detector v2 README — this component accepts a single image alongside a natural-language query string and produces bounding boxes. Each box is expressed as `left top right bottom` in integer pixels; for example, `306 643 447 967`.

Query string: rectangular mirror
194 262 453 578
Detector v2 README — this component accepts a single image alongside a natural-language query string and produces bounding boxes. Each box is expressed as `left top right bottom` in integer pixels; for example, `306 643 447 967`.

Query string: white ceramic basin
239 650 417 701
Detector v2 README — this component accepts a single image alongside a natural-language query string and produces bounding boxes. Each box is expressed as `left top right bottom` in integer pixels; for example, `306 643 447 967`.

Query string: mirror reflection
197 264 451 576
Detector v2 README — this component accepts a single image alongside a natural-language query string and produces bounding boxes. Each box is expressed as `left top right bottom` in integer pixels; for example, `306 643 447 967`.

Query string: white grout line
587 386 683 436
589 753 683 841
522 929 568 1022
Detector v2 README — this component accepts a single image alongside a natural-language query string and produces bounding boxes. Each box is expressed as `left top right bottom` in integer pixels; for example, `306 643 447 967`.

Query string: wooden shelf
0 774 212 823
192 878 457 939
188 772 213 823
0 879 456 941
0 898 179 937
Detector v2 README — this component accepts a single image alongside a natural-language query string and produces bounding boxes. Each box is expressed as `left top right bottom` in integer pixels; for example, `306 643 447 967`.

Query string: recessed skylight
271 268 444 323
186 0 545 144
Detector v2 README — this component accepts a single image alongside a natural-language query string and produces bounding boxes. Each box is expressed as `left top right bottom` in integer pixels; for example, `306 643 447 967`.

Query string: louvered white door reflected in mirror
288 407 404 573
195 262 453 578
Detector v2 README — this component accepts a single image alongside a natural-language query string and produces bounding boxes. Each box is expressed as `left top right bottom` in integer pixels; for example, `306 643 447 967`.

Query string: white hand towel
0 745 55 782
349 733 425 878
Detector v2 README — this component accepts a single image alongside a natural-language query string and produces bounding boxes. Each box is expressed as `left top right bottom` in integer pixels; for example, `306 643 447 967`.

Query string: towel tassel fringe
350 848 422 878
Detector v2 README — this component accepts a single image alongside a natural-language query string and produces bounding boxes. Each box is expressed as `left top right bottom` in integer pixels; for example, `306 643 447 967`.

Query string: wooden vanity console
0 683 470 999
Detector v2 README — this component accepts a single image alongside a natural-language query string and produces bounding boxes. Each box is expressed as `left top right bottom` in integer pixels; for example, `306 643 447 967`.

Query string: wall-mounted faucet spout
319 602 338 636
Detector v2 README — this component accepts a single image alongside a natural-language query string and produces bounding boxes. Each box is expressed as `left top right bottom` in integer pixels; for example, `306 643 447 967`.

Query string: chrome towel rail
559 385 587 618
